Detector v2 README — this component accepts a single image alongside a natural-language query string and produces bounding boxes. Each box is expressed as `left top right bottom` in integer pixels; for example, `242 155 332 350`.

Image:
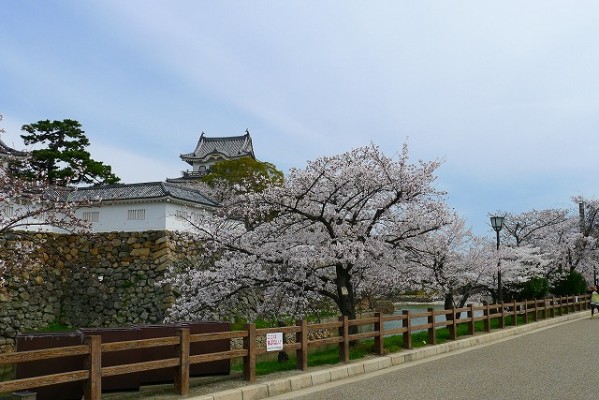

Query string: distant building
68 181 219 233
11 181 219 234
0 137 26 164
168 130 255 183
3 130 256 234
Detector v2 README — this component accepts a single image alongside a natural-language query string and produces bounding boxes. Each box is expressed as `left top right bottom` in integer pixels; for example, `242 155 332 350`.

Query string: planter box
183 321 231 377
16 332 84 400
137 324 180 385
79 327 142 392
137 322 231 385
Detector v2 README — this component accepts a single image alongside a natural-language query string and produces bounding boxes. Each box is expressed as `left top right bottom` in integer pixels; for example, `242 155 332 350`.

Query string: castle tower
167 130 255 183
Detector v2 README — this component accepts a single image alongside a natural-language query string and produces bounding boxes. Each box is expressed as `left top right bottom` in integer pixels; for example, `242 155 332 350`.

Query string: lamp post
490 216 505 304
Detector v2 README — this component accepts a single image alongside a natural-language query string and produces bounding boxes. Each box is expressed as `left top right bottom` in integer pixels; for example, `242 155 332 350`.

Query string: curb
188 310 589 400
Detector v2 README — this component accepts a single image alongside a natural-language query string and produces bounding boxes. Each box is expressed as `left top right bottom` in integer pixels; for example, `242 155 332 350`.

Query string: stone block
423 348 437 358
378 356 393 369
211 388 242 400
130 247 150 257
289 374 312 391
329 366 349 381
267 379 292 396
347 363 365 376
311 370 331 386
363 358 381 374
241 384 269 400
390 353 405 365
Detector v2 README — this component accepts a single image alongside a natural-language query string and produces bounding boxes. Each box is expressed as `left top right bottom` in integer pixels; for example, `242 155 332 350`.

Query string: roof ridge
202 134 249 141
78 181 164 190
0 137 27 156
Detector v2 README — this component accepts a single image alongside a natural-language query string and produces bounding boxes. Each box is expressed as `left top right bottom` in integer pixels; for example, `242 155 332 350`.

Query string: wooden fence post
402 310 412 349
512 300 518 326
243 323 256 382
523 300 528 324
558 296 563 314
427 308 436 345
175 328 190 396
449 307 457 340
532 299 538 322
338 316 349 363
467 304 475 336
499 302 506 329
296 319 308 371
483 303 491 333
586 293 590 310
374 312 385 355
550 297 556 318
84 335 101 400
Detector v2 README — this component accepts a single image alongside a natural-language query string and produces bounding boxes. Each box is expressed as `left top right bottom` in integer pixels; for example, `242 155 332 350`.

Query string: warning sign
266 332 284 351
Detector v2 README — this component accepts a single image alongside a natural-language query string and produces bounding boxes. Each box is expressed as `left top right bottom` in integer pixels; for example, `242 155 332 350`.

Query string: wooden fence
0 295 589 399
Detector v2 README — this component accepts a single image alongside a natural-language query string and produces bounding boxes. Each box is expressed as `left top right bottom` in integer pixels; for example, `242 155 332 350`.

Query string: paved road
270 317 596 400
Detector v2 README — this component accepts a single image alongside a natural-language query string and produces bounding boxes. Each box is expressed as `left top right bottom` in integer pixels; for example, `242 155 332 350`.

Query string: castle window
127 209 146 220
175 210 189 220
191 211 202 222
2 205 14 218
82 211 100 222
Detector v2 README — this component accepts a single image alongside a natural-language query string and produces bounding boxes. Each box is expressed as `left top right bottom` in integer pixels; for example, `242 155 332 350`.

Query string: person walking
591 286 599 318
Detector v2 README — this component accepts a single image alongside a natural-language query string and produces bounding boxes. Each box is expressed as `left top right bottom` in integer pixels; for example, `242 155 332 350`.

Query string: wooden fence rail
0 294 590 399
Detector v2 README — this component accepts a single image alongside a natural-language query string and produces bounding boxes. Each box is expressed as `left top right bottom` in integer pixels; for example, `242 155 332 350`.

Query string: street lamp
490 216 504 303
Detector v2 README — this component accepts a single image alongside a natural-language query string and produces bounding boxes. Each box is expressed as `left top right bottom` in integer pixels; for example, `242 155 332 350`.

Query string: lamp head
490 216 504 232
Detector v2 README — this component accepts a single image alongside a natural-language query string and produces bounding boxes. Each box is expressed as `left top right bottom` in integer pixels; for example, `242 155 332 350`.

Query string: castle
0 131 255 233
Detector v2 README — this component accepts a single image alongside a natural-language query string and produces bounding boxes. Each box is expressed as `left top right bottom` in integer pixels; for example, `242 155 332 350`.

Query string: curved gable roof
0 138 27 158
181 131 255 164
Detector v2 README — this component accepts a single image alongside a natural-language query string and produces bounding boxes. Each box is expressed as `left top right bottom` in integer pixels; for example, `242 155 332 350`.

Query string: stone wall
0 230 202 352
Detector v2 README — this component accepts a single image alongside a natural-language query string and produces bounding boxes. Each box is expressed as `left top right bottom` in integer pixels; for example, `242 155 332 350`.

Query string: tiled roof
181 131 254 164
0 138 27 157
60 182 219 207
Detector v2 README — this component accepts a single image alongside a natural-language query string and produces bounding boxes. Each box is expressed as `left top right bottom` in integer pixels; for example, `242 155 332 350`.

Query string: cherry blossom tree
495 204 598 297
497 209 572 296
566 197 599 276
164 144 450 322
404 214 494 309
500 209 570 248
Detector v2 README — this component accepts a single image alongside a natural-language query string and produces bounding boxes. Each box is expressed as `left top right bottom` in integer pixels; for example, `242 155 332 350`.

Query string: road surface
270 316 595 400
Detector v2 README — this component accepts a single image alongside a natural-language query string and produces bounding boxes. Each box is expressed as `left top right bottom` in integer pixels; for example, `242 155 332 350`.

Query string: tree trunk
336 265 358 335
444 292 454 321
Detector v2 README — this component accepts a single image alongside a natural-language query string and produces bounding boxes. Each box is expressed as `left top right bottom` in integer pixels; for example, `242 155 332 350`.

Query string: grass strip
232 310 563 376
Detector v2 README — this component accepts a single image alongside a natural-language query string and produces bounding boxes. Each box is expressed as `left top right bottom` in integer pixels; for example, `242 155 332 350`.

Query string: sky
2 1 599 236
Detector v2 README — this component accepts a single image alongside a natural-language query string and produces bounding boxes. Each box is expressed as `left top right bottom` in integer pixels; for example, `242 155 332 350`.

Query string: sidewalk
105 310 590 400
